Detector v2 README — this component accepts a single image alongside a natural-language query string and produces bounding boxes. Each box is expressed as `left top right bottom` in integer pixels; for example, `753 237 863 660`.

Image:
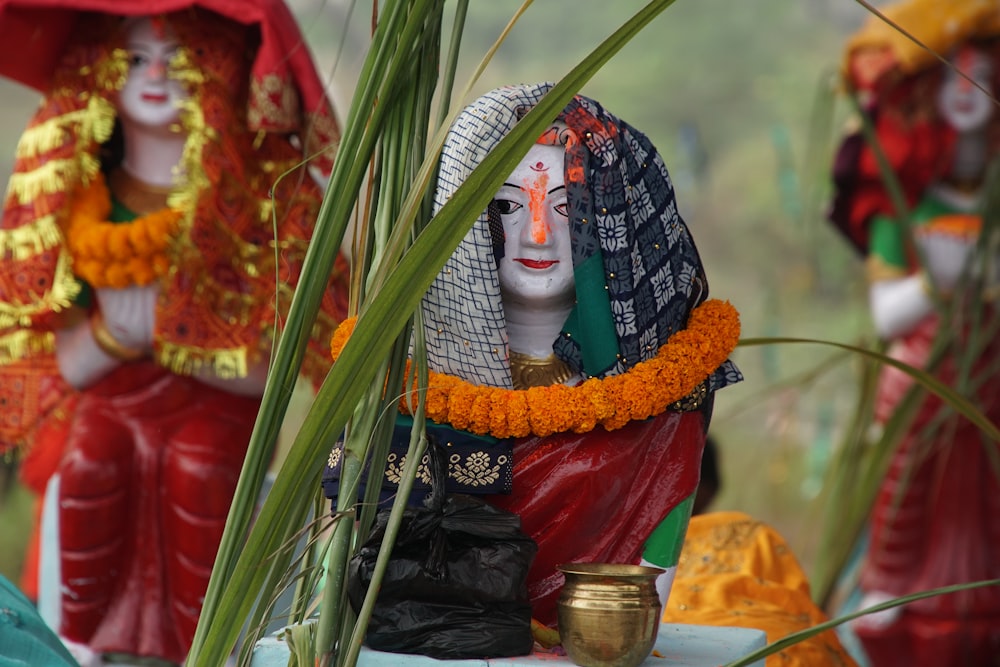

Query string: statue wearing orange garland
0 3 347 665
325 84 742 630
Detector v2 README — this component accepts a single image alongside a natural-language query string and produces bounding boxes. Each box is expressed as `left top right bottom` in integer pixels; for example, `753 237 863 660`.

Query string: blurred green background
0 0 881 591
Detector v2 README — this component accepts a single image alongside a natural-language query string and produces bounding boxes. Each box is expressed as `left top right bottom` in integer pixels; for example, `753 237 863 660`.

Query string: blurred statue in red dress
0 2 347 664
830 1 1000 664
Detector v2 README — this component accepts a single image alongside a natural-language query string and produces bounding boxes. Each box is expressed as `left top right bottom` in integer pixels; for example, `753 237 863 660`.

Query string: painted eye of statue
128 52 149 68
494 199 522 216
554 202 568 217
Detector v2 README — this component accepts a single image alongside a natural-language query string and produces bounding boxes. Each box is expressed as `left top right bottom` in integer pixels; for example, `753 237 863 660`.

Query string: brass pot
556 563 664 667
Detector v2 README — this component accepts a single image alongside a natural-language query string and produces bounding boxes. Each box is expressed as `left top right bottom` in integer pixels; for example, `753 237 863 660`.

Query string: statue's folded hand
94 283 159 352
917 233 977 294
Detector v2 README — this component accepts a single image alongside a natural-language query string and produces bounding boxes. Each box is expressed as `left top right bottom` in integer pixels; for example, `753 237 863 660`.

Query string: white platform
251 622 767 667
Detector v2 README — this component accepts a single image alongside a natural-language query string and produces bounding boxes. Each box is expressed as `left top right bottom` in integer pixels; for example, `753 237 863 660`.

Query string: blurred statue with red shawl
0 1 347 664
829 1 1000 664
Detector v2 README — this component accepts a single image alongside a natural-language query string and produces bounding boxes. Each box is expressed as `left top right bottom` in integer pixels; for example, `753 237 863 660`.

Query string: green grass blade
436 0 469 131
738 336 1000 443
189 3 447 661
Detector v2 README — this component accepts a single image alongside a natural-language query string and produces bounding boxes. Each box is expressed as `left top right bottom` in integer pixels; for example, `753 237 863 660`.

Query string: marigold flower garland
63 173 181 288
330 299 740 438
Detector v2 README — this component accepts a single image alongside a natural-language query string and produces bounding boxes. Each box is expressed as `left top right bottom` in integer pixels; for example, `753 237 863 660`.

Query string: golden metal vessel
557 563 664 667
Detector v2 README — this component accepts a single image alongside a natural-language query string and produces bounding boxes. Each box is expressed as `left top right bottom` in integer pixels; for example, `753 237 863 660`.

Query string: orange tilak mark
954 45 981 93
526 171 550 243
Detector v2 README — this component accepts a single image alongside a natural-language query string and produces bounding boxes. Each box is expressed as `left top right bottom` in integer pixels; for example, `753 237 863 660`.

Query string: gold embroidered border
78 96 117 149
13 96 116 164
0 329 55 364
248 73 299 131
157 341 249 379
386 450 509 488
328 445 510 490
97 49 129 95
170 45 208 269
0 215 62 260
166 46 282 318
4 97 114 205
7 159 81 205
0 252 81 331
16 111 85 158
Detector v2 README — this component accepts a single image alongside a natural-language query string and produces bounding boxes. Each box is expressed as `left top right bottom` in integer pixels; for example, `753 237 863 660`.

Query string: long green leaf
194 0 400 610
738 337 1000 443
319 7 447 660
188 1 444 661
368 0 534 289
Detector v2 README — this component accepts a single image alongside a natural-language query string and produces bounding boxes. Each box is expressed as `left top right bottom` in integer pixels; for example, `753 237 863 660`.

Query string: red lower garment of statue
57 362 260 664
486 410 705 627
856 316 1000 666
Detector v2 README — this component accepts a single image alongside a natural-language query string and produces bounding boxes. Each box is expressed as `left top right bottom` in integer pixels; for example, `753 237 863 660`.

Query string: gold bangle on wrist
90 311 148 362
917 270 933 296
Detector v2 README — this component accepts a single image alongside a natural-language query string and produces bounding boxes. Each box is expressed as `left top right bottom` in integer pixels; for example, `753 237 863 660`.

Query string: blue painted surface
251 622 767 667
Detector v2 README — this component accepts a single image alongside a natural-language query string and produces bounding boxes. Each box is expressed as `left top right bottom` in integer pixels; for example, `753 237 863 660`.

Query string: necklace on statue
509 350 577 390
108 167 173 214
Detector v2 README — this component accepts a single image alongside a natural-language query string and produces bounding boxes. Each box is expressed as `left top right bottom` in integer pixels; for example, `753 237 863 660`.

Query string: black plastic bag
346 442 537 659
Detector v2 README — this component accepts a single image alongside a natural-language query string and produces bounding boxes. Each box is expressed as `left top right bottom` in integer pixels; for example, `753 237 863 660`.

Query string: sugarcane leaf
738 336 1000 443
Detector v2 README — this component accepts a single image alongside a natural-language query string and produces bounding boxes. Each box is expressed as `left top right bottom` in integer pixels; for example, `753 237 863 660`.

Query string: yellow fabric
844 0 1000 85
662 512 858 667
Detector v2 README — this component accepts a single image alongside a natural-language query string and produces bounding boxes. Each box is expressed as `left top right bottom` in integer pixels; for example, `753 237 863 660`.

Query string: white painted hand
869 275 933 340
917 233 977 293
851 590 903 631
94 284 159 352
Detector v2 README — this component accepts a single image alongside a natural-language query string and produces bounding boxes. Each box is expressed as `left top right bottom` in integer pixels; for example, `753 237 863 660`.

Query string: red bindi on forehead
150 15 168 40
956 45 986 74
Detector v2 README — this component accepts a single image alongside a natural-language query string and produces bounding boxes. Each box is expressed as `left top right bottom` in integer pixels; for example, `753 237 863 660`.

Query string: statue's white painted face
939 45 994 133
118 17 187 132
494 142 574 309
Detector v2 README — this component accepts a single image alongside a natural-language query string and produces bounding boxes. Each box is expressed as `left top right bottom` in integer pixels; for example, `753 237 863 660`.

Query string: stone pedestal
250 622 767 667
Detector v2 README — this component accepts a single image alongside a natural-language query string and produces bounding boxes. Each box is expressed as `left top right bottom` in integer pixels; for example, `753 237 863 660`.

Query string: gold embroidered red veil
0 2 348 454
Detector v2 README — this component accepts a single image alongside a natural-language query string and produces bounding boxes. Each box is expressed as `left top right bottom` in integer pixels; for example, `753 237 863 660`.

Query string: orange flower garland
330 299 741 438
63 173 181 288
